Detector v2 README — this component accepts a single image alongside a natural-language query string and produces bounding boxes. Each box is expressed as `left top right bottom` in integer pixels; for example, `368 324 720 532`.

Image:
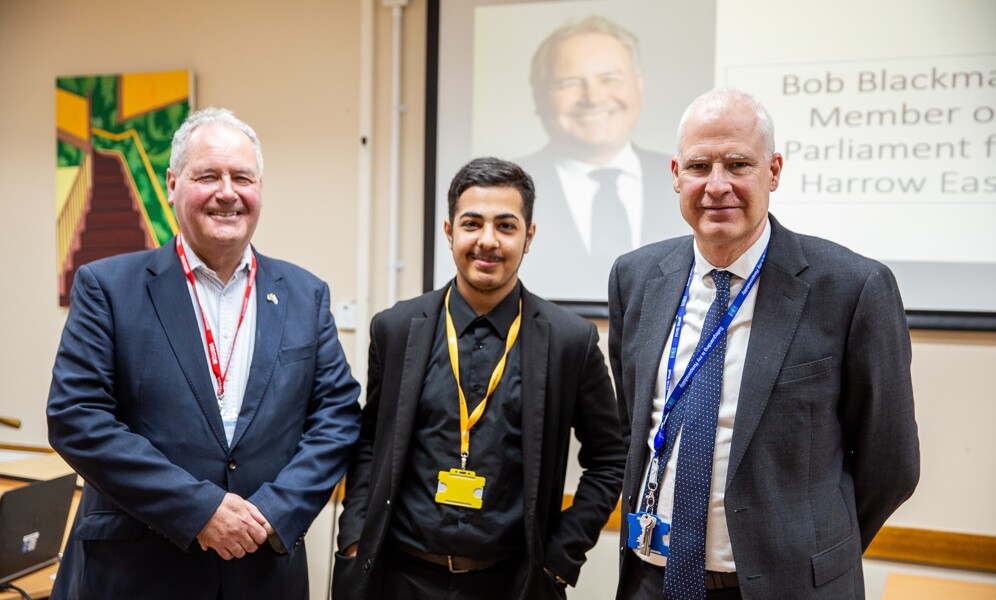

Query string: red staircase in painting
60 152 151 305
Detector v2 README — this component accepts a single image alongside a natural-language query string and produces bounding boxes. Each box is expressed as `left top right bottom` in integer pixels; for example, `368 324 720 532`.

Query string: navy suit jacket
47 241 361 599
609 216 919 599
332 285 625 600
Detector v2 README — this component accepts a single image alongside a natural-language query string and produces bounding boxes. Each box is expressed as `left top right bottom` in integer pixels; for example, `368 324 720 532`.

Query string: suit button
364 558 372 571
227 459 237 471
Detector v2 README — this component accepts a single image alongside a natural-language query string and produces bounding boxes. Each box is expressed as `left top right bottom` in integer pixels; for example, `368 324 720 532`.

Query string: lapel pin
266 293 279 305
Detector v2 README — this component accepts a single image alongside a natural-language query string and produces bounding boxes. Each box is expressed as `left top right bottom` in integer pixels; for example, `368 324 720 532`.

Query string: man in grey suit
610 89 919 599
519 15 685 299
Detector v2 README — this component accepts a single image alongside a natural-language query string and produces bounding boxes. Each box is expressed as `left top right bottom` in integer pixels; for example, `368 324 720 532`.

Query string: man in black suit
519 15 685 299
611 88 919 599
333 157 626 599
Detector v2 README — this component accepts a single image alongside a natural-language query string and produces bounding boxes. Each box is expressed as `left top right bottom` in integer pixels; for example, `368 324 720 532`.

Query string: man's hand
196 493 268 559
243 499 274 536
245 499 287 553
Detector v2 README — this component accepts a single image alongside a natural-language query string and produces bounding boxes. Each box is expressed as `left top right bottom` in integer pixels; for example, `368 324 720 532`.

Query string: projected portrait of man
519 15 682 290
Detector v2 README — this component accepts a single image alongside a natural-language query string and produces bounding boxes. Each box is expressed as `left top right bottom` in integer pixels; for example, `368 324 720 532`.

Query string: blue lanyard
652 245 768 454
638 245 768 515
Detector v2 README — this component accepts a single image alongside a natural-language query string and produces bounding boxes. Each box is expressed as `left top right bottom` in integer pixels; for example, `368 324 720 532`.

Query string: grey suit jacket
333 284 625 600
609 216 919 599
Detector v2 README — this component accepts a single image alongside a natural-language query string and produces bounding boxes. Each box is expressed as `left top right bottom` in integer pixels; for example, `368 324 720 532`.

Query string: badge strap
444 286 522 470
176 234 256 412
639 245 767 513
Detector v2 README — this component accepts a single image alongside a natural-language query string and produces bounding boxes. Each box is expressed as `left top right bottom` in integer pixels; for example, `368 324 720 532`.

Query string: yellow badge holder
436 468 486 509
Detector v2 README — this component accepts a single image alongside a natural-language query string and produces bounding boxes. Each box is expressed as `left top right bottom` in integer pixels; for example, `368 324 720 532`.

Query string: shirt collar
183 240 254 282
555 142 641 179
692 217 771 282
448 280 522 339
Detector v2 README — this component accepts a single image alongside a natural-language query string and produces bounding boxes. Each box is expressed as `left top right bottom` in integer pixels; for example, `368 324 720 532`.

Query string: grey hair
169 107 264 176
676 88 776 157
529 15 642 92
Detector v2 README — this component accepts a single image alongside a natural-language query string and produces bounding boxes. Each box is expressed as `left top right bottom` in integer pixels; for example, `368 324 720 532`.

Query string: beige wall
0 0 374 444
2 0 994 597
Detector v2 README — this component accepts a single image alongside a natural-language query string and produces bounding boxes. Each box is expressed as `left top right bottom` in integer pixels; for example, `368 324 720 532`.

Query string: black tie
589 168 632 258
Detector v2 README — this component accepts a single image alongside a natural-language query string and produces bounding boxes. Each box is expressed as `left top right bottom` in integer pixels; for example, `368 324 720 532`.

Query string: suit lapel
146 243 229 451
230 253 287 449
726 218 810 484
390 291 444 493
627 245 693 482
519 290 548 532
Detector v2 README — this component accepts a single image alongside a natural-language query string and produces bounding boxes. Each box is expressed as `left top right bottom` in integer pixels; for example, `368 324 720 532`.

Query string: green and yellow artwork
55 70 191 306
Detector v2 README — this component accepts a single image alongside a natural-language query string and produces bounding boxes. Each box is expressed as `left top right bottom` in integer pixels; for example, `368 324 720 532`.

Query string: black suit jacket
517 144 687 300
609 216 919 599
333 284 625 599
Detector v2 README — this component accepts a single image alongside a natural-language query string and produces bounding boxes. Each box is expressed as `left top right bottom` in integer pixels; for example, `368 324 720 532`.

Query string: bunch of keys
626 511 669 556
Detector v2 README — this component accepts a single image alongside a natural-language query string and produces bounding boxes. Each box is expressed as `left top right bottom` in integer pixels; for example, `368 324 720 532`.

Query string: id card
626 511 670 556
435 468 486 509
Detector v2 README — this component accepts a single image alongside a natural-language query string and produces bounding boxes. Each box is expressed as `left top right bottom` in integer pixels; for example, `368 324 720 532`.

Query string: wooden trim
561 495 622 531
865 526 996 573
562 494 996 573
0 443 53 454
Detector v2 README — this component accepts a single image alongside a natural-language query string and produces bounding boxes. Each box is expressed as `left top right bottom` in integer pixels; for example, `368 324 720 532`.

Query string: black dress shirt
390 281 525 559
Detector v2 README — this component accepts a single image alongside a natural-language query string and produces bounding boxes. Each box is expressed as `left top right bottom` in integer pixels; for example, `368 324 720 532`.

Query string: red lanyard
175 235 256 408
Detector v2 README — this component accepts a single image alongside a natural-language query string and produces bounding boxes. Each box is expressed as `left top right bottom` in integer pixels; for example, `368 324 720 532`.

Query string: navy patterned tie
663 269 731 600
589 168 631 258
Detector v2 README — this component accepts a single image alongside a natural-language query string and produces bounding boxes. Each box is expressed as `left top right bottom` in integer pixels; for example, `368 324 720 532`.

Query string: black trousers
619 556 743 600
381 546 519 600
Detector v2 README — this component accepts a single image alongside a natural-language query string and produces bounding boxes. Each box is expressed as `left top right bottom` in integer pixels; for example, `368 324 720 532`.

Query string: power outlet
334 302 358 331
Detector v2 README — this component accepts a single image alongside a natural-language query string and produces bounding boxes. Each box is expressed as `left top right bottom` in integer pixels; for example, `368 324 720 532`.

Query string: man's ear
523 222 537 254
443 220 453 248
166 169 177 205
769 152 784 192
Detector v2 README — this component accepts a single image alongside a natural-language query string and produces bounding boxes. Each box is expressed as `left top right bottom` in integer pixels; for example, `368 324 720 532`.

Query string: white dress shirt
637 218 771 570
182 244 257 446
553 143 643 251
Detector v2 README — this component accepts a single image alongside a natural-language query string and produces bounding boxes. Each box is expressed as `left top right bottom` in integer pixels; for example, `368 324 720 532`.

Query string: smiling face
444 185 536 314
167 123 262 279
536 32 644 164
672 99 782 267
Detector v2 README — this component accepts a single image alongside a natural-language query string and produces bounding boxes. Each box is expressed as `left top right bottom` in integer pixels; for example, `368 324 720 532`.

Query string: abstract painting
55 70 192 305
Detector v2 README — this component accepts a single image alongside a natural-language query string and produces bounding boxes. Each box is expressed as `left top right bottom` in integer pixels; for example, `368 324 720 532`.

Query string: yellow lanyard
444 286 522 469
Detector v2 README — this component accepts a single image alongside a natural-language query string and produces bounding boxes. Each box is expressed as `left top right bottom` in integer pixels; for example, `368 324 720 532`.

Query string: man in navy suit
519 15 685 299
611 89 919 598
47 107 361 599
